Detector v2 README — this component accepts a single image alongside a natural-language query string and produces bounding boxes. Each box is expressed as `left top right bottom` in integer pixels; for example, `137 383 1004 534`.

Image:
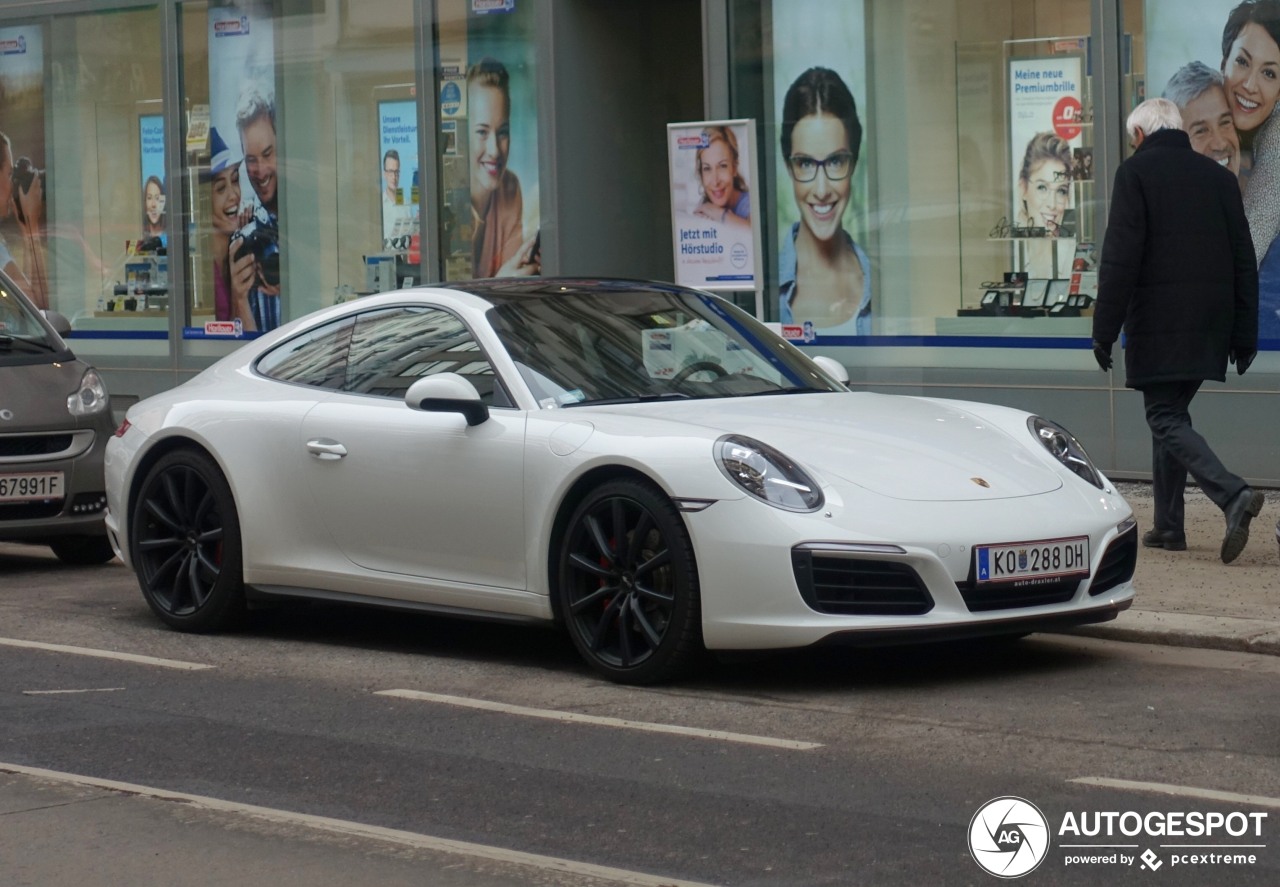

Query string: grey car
0 271 116 564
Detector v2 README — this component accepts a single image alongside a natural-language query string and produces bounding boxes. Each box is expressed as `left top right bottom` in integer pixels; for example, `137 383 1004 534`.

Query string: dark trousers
1141 381 1246 532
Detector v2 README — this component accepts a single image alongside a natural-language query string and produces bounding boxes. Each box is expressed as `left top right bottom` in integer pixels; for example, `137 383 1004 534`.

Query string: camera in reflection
230 205 280 287
11 156 45 226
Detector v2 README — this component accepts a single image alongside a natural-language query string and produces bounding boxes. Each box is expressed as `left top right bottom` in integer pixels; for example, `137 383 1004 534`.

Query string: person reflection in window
778 67 870 335
467 57 539 278
0 131 47 309
141 175 167 249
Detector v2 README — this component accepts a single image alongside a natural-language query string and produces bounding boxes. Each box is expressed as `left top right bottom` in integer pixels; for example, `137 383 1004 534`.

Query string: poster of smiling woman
1148 0 1280 339
771 0 870 338
667 119 761 303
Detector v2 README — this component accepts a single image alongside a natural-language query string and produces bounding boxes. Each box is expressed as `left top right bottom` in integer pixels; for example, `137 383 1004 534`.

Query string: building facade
0 0 1276 483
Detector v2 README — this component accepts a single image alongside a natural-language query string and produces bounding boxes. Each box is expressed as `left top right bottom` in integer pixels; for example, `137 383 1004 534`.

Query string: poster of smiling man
209 1 279 333
1148 0 1280 340
0 24 48 309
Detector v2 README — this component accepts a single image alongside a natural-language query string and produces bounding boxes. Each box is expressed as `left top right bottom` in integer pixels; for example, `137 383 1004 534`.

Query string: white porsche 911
104 279 1137 684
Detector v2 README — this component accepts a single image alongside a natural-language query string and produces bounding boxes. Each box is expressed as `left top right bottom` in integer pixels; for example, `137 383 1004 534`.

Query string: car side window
343 306 513 407
255 315 356 388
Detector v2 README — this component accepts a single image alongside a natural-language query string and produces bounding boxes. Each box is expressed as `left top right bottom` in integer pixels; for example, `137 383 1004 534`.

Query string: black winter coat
1092 128 1257 388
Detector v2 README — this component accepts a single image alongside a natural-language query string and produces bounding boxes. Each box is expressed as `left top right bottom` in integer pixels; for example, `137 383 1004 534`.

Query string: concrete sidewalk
1066 482 1280 655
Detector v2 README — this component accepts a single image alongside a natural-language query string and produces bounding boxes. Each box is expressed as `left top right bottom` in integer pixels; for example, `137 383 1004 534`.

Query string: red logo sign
1053 96 1084 140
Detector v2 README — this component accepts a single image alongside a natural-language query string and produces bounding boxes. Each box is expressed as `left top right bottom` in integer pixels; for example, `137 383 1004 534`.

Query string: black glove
1092 340 1113 372
1230 347 1257 375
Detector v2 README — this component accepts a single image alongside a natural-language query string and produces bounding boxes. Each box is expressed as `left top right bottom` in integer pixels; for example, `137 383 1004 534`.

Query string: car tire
130 448 245 632
557 478 703 684
49 535 116 566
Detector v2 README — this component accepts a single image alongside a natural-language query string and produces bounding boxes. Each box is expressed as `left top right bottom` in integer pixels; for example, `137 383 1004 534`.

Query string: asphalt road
2 542 1279 886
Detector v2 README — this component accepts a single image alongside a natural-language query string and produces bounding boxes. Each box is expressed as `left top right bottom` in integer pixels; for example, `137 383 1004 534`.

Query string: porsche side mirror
405 373 489 426
812 355 849 385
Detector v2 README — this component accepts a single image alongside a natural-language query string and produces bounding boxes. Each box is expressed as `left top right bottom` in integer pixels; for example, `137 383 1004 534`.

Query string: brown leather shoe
1221 488 1264 564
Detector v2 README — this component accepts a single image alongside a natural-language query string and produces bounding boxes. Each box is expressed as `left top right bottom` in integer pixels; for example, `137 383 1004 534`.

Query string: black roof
437 277 697 304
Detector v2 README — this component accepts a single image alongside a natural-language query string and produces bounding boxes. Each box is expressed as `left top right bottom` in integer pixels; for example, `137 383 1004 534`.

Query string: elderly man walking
1092 97 1262 564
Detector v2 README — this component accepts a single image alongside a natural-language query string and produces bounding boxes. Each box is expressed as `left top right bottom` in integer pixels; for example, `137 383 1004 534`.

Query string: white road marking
1070 776 1280 809
0 637 213 671
23 688 126 695
375 689 823 751
0 762 724 887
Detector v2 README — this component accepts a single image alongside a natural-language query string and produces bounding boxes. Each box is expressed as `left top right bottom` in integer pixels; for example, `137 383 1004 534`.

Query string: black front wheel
557 478 702 684
130 449 245 632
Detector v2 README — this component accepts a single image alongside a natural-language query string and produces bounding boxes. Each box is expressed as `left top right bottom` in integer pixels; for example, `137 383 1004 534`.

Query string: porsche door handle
306 438 348 460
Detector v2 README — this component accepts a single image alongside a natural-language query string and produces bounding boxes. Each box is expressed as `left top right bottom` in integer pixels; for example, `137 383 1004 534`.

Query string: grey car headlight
68 368 109 417
715 434 823 511
1029 416 1104 489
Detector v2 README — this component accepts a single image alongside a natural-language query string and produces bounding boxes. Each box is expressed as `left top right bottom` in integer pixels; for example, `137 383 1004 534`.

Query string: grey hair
1126 97 1183 141
1162 61 1226 110
235 81 276 136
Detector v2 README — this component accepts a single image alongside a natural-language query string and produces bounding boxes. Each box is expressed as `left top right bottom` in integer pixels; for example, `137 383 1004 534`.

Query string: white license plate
975 536 1090 584
0 471 65 503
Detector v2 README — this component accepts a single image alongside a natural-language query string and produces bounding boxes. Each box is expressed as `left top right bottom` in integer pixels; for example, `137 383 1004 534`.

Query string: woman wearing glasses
1014 132 1073 279
1015 132 1073 237
778 67 871 335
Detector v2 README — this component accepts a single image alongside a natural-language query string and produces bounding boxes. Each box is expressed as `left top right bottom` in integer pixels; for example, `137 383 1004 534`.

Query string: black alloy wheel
558 478 702 684
130 449 245 631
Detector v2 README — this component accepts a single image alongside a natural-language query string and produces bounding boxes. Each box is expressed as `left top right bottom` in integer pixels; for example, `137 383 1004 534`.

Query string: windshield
0 279 59 359
485 285 844 408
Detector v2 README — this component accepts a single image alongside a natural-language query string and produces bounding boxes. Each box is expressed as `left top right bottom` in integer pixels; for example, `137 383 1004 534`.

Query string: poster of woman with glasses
773 1 871 336
1007 56 1083 280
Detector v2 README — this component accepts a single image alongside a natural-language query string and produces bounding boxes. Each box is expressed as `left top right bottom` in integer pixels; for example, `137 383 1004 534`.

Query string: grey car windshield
485 286 843 408
0 277 59 360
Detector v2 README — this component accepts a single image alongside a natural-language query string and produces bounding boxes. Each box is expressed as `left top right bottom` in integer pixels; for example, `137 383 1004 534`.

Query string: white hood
595 392 1062 502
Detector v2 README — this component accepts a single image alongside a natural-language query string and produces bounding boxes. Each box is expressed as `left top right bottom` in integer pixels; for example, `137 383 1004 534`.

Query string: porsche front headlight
68 368 109 417
1029 416 1104 489
715 434 823 511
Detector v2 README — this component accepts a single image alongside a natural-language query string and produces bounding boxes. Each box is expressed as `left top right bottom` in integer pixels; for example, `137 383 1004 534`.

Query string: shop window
178 0 418 344
8 7 169 357
729 0 1102 366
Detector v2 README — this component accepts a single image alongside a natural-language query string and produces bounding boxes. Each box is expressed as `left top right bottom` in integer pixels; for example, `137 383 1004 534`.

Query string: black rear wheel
130 449 245 632
558 478 702 684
